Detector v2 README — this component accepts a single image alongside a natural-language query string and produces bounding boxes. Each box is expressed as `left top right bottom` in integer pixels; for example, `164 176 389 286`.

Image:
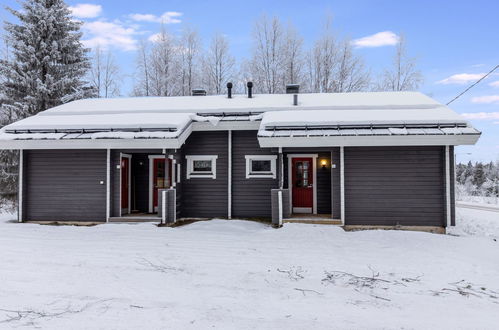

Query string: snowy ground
0 210 498 329
457 194 499 205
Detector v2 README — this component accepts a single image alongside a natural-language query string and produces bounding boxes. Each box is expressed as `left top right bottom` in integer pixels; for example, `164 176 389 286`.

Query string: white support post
330 150 334 219
278 190 283 226
279 147 283 189
228 130 232 219
18 150 23 223
340 146 345 225
162 190 166 224
106 149 110 222
445 145 451 227
168 154 174 188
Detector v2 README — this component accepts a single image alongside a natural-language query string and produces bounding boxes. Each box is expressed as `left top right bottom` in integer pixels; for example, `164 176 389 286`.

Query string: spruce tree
0 0 90 207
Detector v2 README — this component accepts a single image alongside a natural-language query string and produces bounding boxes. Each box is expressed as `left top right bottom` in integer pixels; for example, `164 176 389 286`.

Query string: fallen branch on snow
138 258 184 273
277 266 306 281
294 288 323 296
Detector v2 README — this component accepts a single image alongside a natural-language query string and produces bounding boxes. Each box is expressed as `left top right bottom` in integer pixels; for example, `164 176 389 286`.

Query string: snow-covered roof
0 91 480 149
31 91 441 116
3 112 194 132
260 107 469 128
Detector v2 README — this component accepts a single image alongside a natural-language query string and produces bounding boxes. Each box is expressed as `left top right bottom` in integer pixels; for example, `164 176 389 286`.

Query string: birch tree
249 15 284 93
307 19 338 93
202 33 235 95
149 26 179 96
89 46 121 98
377 35 422 91
281 23 305 87
179 28 200 96
132 40 151 96
332 39 370 92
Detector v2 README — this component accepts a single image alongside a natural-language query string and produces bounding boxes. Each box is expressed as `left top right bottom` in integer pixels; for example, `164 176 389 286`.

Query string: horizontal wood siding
25 150 106 222
180 131 228 218
344 146 445 226
232 130 278 218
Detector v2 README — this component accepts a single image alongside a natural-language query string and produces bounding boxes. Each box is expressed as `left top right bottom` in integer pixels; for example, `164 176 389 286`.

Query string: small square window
186 155 217 179
245 155 277 179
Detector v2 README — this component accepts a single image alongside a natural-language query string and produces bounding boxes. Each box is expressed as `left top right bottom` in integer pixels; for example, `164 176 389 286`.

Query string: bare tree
281 23 305 87
377 35 422 91
179 27 200 96
250 15 284 93
307 19 338 93
333 39 370 92
89 46 121 98
132 40 151 96
149 25 179 96
202 33 235 95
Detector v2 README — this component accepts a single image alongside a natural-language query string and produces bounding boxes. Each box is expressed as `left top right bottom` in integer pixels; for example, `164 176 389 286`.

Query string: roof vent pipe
227 82 233 99
247 81 253 98
293 94 298 106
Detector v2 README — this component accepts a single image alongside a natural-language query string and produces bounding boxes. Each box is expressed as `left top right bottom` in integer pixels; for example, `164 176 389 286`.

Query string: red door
292 158 313 213
121 157 129 210
152 158 172 211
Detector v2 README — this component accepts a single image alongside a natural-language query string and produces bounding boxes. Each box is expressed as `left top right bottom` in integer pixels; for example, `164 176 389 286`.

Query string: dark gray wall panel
344 146 445 226
25 150 106 221
232 130 278 218
180 131 228 218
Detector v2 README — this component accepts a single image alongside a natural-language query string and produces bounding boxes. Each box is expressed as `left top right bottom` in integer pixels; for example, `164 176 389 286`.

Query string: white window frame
186 155 218 179
245 155 277 179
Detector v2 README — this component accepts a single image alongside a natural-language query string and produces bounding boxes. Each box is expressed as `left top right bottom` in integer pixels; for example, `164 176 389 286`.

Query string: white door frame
148 155 169 213
287 154 318 214
119 153 132 217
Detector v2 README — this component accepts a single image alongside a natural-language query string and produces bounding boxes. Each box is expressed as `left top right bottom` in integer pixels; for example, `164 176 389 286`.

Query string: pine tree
1 0 90 117
0 0 90 206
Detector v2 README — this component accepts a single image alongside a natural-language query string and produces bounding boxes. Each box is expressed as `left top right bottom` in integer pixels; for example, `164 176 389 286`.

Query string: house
0 84 481 231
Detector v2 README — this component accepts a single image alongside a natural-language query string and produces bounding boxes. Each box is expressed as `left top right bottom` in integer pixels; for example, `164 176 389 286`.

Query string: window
186 155 217 179
245 155 277 179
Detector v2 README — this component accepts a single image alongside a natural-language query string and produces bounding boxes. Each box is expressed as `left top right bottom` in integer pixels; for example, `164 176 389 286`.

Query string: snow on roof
3 112 195 132
37 91 441 116
260 107 470 129
0 91 480 148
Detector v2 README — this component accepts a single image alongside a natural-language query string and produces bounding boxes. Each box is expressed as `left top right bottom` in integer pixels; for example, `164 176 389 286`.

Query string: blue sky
1 0 498 163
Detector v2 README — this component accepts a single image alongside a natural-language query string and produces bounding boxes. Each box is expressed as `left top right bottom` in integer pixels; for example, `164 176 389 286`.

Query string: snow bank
449 207 499 238
0 214 498 329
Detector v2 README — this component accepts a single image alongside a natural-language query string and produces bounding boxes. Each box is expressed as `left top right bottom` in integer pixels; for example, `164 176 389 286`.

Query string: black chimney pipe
247 81 253 98
227 82 233 98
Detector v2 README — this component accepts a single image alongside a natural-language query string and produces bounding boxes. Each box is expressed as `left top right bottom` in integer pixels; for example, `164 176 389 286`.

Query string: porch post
340 146 345 225
18 149 23 223
228 130 232 219
278 147 283 189
106 148 110 222
445 145 451 227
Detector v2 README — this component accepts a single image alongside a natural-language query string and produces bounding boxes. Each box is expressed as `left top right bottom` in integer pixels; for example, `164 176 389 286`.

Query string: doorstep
283 214 342 225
